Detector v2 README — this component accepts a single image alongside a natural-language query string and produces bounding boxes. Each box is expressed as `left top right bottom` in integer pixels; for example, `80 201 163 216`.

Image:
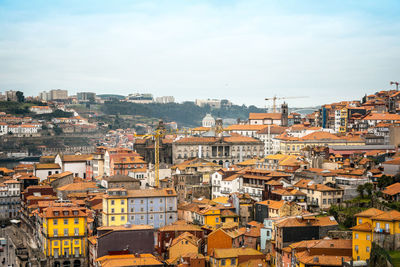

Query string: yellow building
42 206 88 266
351 223 372 261
102 189 128 226
209 247 264 267
194 206 221 226
168 232 200 263
351 208 400 261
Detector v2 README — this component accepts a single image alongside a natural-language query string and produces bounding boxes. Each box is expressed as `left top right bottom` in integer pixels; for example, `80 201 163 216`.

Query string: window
121 208 125 213
130 208 134 212
64 241 68 246
74 228 79 236
231 259 236 265
74 218 79 224
216 218 219 223
221 259 226 266
355 245 359 252
149 215 153 220
121 200 124 205
111 208 115 213
160 199 163 203
140 199 144 204
366 235 370 240
355 233 359 239
366 246 370 252
358 218 362 224
53 229 58 237
160 214 163 219
64 228 68 236
150 200 153 204
141 208 144 212
54 219 58 225
64 219 68 225
54 241 59 246
111 216 115 221
141 215 144 220
121 216 125 221
111 200 115 205
74 240 79 245
131 215 135 221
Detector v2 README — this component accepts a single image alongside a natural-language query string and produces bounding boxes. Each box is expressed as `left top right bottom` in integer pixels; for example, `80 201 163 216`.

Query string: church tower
281 102 288 127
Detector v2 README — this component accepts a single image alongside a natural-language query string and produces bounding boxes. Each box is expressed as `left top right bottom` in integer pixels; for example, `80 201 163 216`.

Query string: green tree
53 125 62 135
16 91 24 102
364 183 374 198
357 184 365 198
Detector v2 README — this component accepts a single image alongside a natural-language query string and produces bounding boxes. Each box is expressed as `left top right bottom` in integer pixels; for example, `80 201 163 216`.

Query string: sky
0 0 400 108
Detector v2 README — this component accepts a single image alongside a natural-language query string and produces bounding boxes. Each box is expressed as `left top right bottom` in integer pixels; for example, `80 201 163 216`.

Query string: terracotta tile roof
382 183 400 196
293 179 312 188
249 113 282 120
220 210 238 217
256 200 285 210
371 210 400 221
277 216 338 228
355 208 385 218
158 223 202 232
257 125 287 134
243 226 261 237
42 206 87 218
171 232 200 247
62 154 93 162
300 131 341 141
351 222 372 232
96 254 163 267
225 124 268 131
57 182 98 192
211 247 263 259
362 113 400 121
34 163 61 170
383 158 400 165
48 171 73 179
296 250 351 266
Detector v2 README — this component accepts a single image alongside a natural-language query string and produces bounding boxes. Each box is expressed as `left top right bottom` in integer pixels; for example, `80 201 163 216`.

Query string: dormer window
73 211 78 216
54 211 59 216
63 211 69 216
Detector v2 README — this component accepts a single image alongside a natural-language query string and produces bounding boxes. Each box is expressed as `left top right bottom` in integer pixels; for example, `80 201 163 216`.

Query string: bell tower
281 102 288 127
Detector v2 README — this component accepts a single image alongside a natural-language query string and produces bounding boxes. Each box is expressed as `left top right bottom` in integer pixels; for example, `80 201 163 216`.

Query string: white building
0 123 8 135
8 124 41 137
34 163 62 182
55 154 93 179
202 114 215 127
155 96 175 104
211 169 241 199
195 99 221 108
29 106 53 114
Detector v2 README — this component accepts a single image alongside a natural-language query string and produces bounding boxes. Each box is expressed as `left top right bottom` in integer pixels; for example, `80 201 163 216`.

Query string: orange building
207 227 245 255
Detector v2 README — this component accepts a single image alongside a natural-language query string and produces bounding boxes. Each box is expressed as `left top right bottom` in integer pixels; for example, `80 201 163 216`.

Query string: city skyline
0 0 400 107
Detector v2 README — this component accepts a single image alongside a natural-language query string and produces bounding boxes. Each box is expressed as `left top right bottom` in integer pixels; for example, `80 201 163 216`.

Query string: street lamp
390 81 399 91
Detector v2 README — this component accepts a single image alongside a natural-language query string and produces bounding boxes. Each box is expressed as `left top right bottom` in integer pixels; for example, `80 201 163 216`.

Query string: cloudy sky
0 0 399 107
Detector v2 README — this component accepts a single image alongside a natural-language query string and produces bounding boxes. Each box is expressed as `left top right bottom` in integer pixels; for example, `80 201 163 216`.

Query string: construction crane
134 122 190 188
265 96 308 113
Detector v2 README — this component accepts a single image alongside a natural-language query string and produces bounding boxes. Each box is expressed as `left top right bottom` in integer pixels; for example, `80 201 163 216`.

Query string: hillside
100 101 266 127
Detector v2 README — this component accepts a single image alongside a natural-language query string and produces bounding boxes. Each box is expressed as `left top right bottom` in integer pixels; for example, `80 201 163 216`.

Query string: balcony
220 189 231 194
